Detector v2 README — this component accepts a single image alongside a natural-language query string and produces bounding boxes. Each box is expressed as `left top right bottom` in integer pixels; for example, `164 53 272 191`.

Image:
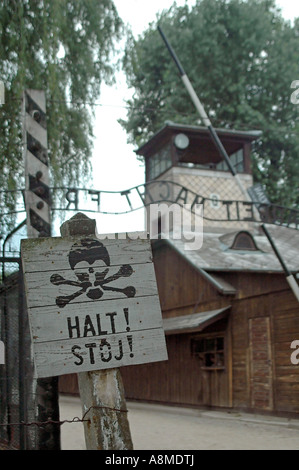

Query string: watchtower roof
136 122 262 159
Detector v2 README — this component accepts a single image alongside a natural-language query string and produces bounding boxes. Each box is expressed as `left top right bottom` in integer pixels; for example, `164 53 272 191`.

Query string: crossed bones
50 238 136 308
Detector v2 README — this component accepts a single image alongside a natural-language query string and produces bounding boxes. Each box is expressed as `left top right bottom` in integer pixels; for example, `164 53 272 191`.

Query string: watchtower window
216 149 244 173
148 143 172 180
230 231 259 251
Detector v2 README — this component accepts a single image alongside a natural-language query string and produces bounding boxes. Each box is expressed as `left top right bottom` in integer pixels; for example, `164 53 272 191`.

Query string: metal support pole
261 224 299 302
158 26 253 205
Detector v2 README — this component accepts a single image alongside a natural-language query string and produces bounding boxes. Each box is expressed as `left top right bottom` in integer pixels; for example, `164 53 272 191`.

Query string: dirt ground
59 394 299 450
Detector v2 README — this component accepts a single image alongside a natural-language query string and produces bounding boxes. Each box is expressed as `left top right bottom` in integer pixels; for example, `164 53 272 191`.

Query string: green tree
121 0 299 207
0 0 123 233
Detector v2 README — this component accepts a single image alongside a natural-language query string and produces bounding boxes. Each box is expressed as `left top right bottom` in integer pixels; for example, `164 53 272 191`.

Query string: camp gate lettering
21 234 167 378
47 180 299 230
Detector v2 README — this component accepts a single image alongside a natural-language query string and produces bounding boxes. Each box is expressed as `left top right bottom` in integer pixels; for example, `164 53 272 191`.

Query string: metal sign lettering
4 180 299 231
48 181 299 230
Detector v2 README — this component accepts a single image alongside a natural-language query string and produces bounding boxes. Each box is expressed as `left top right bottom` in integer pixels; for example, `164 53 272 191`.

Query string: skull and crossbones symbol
50 238 136 308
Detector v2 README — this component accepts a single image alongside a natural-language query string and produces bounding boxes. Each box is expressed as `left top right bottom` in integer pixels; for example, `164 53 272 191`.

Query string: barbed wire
0 404 128 429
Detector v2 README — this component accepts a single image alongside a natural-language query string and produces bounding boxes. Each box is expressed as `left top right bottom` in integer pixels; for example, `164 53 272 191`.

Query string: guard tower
136 122 262 233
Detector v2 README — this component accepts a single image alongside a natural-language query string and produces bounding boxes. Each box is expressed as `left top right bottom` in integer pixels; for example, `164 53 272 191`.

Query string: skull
50 238 136 308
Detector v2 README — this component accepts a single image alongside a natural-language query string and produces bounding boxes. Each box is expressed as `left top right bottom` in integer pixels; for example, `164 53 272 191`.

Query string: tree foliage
121 0 299 207
0 0 123 233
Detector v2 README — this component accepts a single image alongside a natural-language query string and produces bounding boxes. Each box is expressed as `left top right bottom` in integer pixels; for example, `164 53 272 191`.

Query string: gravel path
59 395 299 450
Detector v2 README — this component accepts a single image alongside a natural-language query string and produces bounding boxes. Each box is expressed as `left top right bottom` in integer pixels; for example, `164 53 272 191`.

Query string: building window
216 148 244 173
230 231 259 251
148 143 172 180
191 335 225 370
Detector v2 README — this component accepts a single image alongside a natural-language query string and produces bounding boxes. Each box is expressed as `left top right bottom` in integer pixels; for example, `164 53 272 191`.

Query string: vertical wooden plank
249 317 273 410
227 316 233 407
269 307 277 412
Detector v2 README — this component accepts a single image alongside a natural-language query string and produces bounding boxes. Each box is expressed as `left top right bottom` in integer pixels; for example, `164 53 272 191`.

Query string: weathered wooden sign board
21 233 168 378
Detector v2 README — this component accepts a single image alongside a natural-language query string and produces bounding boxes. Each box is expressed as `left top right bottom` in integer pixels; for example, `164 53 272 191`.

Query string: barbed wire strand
0 404 128 429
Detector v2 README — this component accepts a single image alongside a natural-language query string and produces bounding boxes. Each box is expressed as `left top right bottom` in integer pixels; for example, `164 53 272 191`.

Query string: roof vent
230 231 259 251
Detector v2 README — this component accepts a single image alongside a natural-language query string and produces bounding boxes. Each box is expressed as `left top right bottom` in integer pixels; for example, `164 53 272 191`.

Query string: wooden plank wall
227 272 299 414
152 244 229 318
121 335 200 406
121 330 229 407
121 318 230 408
271 291 299 413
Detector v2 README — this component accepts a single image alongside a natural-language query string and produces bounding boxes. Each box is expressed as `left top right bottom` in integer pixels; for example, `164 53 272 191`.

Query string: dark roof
163 306 231 335
136 122 262 157
153 224 299 275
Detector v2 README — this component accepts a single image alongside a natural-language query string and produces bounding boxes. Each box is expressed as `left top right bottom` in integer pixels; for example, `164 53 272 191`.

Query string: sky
90 0 198 235
57 0 299 236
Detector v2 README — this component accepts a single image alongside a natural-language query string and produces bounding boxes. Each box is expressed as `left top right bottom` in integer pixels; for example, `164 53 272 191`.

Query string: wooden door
202 369 228 407
249 317 273 410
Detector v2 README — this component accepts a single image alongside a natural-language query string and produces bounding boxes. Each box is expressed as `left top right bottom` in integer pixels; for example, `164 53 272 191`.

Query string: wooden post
60 212 134 450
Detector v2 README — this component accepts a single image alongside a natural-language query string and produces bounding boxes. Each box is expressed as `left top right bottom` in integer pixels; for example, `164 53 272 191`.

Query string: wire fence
0 404 127 428
0 263 33 450
0 403 128 450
